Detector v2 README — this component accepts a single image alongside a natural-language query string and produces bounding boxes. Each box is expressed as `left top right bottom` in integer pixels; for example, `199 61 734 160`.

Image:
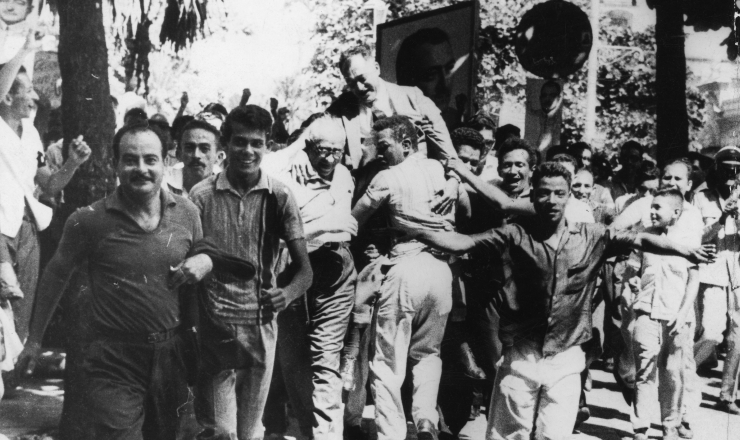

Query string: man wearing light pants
416 162 714 440
263 114 358 439
693 146 740 414
352 115 468 440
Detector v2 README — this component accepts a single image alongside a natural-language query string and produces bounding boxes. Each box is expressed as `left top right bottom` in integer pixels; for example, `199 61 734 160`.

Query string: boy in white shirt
627 188 701 440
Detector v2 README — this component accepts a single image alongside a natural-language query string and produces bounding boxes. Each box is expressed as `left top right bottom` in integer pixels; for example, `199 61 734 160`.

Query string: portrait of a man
377 2 478 129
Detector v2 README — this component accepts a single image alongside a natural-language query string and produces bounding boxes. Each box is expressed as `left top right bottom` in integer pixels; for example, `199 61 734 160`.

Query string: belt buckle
147 332 160 344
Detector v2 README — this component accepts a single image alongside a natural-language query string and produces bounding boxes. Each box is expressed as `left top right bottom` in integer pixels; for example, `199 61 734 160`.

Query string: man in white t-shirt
0 43 91 341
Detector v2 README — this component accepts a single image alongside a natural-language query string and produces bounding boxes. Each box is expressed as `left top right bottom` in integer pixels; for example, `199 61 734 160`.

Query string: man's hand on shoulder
432 176 459 215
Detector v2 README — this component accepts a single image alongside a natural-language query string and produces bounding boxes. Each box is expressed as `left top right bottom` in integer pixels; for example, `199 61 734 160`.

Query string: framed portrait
377 1 479 128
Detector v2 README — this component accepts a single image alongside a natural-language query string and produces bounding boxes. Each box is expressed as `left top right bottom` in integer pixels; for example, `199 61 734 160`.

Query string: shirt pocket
565 262 591 294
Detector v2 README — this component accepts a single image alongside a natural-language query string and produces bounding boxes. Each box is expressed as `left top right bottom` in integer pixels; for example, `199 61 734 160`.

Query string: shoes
714 400 740 415
677 423 693 439
663 426 679 440
459 342 487 381
416 419 439 440
340 355 356 391
612 369 634 406
573 406 590 432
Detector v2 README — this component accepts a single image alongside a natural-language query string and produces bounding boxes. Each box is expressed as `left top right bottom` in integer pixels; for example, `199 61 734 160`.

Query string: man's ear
1 93 12 107
401 138 412 152
373 61 381 74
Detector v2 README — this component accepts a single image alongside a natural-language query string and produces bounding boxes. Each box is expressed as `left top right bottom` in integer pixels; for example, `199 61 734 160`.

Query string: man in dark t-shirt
18 122 213 440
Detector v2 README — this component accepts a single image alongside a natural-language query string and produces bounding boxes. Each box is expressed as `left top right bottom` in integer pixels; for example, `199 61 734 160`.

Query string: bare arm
415 230 477 255
352 193 381 230
36 136 91 197
0 30 38 101
635 232 715 264
449 158 535 216
281 238 313 305
175 92 188 120
670 266 700 335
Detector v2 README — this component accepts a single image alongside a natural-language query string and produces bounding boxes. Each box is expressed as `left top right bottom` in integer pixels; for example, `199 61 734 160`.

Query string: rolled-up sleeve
470 225 515 255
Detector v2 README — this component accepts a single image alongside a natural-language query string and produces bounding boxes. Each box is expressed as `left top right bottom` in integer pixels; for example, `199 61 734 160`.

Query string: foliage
304 0 709 153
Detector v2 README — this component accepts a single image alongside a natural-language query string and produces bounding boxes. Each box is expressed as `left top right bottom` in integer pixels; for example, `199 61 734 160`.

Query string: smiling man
189 104 313 440
17 121 212 439
0 34 92 342
415 162 714 440
262 114 358 439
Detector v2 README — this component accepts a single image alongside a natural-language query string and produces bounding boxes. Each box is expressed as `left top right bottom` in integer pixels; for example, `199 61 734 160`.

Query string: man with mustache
178 119 224 194
189 104 313 440
415 162 714 440
0 31 91 342
17 121 213 439
262 114 357 439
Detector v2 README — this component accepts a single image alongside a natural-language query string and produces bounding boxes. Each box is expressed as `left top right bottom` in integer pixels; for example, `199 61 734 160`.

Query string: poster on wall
376 1 479 129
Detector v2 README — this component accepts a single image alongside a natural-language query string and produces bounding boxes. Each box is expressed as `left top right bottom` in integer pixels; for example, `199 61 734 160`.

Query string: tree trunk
654 2 688 164
57 0 116 209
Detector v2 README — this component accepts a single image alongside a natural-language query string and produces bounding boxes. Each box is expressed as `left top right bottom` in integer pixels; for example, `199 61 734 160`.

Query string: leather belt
94 325 182 344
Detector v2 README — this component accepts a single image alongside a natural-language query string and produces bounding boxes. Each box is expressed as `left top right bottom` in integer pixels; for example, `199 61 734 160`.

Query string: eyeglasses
310 143 344 159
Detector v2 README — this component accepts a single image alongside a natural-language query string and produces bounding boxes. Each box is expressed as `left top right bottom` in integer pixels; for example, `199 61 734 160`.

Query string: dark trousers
81 334 189 440
277 245 356 439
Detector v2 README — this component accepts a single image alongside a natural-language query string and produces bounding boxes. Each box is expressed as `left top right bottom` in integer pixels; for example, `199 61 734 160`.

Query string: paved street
1 354 739 440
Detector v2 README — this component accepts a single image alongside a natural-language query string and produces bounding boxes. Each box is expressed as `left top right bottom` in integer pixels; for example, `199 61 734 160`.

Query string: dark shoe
343 424 367 440
573 406 590 432
677 422 693 439
417 419 439 440
663 426 679 440
612 369 634 406
459 342 487 381
714 400 740 415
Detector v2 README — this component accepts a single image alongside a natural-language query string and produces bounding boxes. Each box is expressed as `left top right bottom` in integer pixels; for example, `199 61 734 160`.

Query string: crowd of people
0 29 738 440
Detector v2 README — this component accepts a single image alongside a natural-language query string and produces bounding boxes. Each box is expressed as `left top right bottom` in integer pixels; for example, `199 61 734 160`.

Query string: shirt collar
105 186 177 214
216 168 273 195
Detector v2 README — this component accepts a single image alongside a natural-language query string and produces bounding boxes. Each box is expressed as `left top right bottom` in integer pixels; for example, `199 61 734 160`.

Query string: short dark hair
621 140 644 157
532 161 572 188
451 127 485 154
494 124 521 150
568 142 592 167
636 161 660 184
338 43 375 76
372 115 418 152
552 153 579 172
111 121 167 161
221 104 273 145
396 28 450 87
653 187 684 212
466 112 496 132
592 151 613 179
180 119 222 150
203 102 228 119
497 137 538 168
124 108 148 124
171 115 195 141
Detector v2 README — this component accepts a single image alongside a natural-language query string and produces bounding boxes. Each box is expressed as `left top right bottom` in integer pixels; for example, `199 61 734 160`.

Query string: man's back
364 154 454 258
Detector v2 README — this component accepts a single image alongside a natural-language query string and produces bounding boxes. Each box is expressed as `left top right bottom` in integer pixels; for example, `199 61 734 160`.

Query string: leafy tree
304 0 709 156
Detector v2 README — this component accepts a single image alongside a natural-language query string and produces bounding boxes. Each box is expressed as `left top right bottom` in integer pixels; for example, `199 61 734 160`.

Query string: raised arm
0 29 39 100
36 135 91 197
448 158 535 216
635 232 715 264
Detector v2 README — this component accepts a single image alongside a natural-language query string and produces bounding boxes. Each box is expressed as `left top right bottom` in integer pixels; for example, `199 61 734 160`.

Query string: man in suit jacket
327 43 458 171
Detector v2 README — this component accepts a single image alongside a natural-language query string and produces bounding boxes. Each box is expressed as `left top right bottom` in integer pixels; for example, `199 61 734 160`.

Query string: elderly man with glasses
262 114 358 440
